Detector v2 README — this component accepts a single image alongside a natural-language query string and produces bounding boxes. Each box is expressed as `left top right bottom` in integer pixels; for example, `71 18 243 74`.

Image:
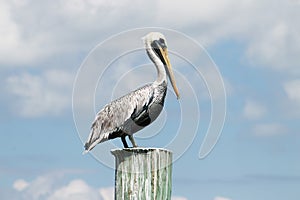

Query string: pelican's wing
83 84 154 153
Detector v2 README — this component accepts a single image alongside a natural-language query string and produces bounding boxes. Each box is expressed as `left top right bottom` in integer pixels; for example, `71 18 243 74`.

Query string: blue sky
1 0 300 200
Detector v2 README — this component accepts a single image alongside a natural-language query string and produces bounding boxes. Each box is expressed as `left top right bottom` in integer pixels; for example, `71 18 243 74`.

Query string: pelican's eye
151 40 167 65
158 38 167 49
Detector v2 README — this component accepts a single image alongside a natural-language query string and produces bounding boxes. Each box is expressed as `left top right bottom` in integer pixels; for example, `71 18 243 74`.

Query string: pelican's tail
82 131 104 155
82 149 89 155
82 139 95 155
82 121 109 155
82 142 91 155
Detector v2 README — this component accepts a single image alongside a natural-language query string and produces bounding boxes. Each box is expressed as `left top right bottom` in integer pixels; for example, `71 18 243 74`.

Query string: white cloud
13 179 29 191
0 0 151 66
166 1 300 73
48 179 102 200
243 100 266 120
21 173 62 200
172 196 188 200
214 196 232 200
6 69 74 117
9 173 188 200
0 1 24 64
246 13 300 73
253 123 286 137
10 173 103 200
0 0 299 73
283 79 300 117
284 79 300 103
159 1 300 73
99 187 114 200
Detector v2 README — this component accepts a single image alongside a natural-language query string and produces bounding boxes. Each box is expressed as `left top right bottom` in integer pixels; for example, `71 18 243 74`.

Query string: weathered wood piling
111 148 173 200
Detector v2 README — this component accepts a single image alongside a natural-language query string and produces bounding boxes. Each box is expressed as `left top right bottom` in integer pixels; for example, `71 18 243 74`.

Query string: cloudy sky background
1 0 300 199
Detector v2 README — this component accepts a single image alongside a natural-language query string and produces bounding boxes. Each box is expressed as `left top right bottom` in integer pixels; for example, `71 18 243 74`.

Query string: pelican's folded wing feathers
83 84 154 152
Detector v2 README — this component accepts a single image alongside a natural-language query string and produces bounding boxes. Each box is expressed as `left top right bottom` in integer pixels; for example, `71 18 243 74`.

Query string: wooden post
111 148 172 200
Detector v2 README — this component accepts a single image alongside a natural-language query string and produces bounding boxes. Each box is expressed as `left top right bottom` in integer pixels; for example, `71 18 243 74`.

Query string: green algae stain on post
111 148 173 200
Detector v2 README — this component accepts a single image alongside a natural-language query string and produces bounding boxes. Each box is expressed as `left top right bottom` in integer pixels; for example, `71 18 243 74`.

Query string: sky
1 0 300 200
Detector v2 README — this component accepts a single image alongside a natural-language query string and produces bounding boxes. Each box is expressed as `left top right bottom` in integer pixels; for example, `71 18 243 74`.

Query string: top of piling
111 147 172 155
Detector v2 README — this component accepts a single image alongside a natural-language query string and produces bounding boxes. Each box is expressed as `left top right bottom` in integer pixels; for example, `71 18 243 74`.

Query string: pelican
83 32 180 153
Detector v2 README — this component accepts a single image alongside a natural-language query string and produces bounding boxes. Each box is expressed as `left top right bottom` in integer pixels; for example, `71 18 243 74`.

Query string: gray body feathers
84 81 167 152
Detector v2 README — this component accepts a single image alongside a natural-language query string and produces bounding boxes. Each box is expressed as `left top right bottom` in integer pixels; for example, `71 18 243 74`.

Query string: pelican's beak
161 48 180 99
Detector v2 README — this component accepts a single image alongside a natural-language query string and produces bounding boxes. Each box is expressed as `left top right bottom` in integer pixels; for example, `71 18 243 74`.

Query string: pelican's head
143 32 180 99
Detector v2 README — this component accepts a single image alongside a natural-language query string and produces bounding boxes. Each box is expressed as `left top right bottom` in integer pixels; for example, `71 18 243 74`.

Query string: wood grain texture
111 148 172 200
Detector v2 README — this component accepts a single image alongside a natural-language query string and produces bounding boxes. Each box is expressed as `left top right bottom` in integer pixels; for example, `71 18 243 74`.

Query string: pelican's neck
145 43 167 86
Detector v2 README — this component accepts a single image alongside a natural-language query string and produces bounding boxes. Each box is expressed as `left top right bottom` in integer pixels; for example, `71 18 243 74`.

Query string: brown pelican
83 32 180 153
